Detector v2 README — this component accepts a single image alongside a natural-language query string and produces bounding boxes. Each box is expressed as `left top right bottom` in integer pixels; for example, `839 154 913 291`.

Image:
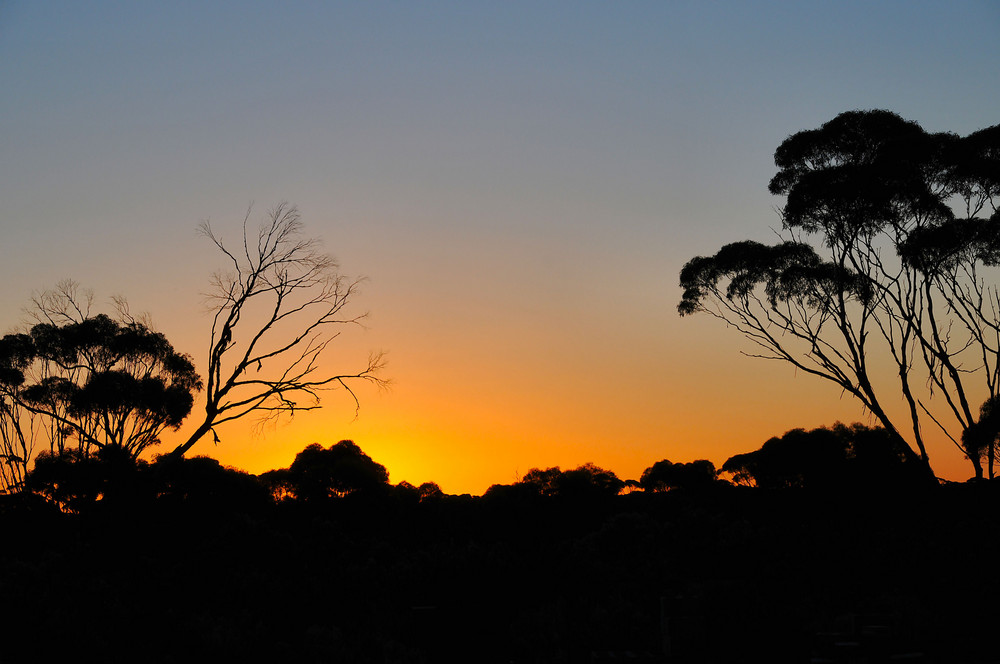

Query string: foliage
7 449 994 664
25 445 147 512
2 203 385 490
960 395 1000 479
721 422 925 489
486 463 625 500
679 110 1000 479
261 440 390 501
639 459 717 491
0 283 200 492
149 454 271 510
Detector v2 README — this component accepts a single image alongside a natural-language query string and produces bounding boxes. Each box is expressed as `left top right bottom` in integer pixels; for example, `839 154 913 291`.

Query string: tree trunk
970 453 984 481
989 439 995 480
878 424 939 488
171 419 214 457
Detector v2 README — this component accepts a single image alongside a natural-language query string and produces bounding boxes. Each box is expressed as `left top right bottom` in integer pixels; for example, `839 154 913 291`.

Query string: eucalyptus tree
0 334 35 492
172 203 386 456
0 283 201 491
721 423 922 489
639 459 717 492
679 110 1000 479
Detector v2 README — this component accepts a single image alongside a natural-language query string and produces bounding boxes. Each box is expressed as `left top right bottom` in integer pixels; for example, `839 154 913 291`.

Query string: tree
265 440 390 501
720 422 923 490
416 481 444 501
552 463 625 499
639 459 717 492
148 454 271 511
509 463 625 499
389 480 444 504
26 445 148 512
961 396 1000 480
679 110 1000 480
0 334 36 492
518 466 564 497
0 283 201 494
173 203 386 456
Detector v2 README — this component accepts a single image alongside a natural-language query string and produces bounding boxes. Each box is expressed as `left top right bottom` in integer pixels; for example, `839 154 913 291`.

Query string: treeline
0 424 994 663
3 420 933 514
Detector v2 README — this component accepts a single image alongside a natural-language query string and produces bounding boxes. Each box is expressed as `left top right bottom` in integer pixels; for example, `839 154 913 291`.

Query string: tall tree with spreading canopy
679 110 1000 480
172 203 385 456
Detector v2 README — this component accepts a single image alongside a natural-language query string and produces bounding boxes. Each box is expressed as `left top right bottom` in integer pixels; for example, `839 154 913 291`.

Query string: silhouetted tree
721 422 922 489
679 111 1000 480
280 440 390 501
509 463 625 499
482 480 537 502
26 444 147 512
639 459 717 492
961 395 1000 479
555 463 625 498
0 282 200 486
417 481 444 501
519 466 564 497
258 466 295 501
388 480 444 506
388 480 445 503
392 480 421 503
0 333 35 492
173 203 386 456
149 454 271 511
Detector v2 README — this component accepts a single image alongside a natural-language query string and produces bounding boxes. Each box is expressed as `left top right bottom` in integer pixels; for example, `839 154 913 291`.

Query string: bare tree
172 202 386 456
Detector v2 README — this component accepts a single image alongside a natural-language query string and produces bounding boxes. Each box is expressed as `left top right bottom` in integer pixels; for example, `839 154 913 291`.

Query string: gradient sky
2 1 999 494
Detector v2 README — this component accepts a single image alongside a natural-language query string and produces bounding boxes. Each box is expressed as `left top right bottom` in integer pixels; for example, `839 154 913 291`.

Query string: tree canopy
260 439 390 501
484 463 625 501
0 204 383 490
679 110 1000 480
639 459 717 492
0 288 201 491
721 423 924 490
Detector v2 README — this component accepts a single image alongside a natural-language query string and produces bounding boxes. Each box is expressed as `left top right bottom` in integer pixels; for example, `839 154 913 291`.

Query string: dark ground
1 482 998 663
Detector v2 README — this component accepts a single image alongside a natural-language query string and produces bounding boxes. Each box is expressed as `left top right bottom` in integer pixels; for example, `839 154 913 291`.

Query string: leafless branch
174 203 387 455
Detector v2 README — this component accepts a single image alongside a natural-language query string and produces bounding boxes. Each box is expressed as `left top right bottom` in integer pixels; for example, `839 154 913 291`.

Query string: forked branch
173 203 386 455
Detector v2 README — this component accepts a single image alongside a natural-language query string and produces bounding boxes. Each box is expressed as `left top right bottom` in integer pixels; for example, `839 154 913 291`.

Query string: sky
2 1 999 494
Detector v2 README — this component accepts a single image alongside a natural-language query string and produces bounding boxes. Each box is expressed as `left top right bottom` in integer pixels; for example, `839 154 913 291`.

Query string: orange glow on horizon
159 319 980 496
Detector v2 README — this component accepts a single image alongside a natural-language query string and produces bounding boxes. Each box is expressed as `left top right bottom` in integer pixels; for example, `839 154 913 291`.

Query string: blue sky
2 2 999 491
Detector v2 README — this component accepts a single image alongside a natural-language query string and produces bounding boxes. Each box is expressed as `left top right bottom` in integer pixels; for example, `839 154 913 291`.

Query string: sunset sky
2 2 999 494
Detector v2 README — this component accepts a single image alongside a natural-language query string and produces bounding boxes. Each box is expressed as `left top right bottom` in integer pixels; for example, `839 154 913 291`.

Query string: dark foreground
1 483 998 664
